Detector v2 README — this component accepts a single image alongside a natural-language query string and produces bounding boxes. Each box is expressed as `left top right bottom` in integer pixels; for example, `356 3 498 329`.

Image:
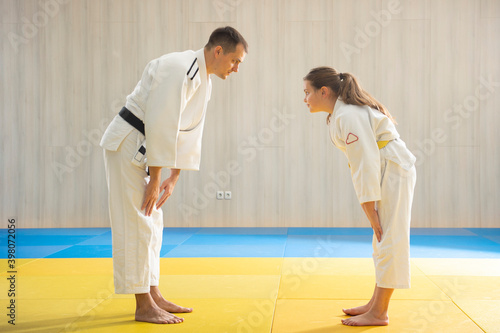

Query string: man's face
213 43 246 79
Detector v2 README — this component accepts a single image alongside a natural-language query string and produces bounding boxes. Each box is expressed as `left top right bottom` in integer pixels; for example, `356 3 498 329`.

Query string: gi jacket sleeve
336 107 382 203
144 61 188 168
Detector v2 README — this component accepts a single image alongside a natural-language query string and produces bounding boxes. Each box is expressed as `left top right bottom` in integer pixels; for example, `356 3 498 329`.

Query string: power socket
224 191 232 200
216 191 224 200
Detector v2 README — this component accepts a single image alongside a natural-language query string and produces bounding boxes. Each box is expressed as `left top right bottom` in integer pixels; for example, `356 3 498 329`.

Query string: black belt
119 107 149 175
119 107 145 136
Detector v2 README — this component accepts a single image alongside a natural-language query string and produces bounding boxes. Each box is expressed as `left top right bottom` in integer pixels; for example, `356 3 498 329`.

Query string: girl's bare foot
341 311 389 326
342 302 372 316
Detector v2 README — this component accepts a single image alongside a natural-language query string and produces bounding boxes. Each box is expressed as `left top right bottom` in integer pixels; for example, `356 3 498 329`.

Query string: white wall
1 0 499 228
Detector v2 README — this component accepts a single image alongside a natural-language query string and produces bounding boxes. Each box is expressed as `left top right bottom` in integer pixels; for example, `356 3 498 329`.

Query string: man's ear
214 46 223 58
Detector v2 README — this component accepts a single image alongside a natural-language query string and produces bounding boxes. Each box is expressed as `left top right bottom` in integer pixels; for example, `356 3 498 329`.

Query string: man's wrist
170 168 181 180
148 166 162 183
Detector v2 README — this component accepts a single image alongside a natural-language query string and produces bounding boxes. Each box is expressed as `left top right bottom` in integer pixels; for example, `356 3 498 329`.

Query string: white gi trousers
104 131 163 294
372 151 417 289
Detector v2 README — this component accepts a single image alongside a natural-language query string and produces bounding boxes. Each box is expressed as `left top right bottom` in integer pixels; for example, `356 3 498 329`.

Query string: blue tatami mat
1 228 500 259
284 235 373 257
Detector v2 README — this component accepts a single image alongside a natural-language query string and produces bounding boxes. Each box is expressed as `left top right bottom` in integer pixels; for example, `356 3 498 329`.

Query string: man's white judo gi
100 48 212 294
329 99 416 289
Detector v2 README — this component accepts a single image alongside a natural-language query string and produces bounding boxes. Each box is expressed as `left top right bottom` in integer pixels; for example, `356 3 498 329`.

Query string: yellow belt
377 140 390 149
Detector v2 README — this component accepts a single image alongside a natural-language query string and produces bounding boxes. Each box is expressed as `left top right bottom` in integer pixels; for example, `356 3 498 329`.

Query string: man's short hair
205 26 248 54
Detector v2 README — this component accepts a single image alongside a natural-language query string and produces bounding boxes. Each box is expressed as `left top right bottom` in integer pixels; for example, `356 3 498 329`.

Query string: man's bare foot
342 302 372 316
135 304 184 324
150 287 193 313
341 312 388 326
153 297 193 313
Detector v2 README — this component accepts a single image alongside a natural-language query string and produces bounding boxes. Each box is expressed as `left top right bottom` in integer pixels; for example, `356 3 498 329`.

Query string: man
100 26 248 324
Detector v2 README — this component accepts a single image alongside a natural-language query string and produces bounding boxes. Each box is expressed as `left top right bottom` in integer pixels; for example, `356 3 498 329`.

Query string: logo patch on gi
346 133 359 145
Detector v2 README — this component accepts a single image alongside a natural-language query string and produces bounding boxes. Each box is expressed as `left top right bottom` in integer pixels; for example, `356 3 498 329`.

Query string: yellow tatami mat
272 299 483 333
1 258 499 332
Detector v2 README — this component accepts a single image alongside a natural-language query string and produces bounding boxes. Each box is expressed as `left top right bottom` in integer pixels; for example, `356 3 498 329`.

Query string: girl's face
303 80 324 113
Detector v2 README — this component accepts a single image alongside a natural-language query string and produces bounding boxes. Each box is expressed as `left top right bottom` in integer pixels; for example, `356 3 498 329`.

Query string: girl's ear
321 86 329 96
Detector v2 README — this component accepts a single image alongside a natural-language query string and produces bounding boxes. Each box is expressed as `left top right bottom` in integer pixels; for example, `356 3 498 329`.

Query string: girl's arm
361 201 382 242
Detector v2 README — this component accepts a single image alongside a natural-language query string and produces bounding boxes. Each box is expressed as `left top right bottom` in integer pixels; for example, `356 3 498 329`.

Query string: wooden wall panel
0 0 498 228
478 8 500 227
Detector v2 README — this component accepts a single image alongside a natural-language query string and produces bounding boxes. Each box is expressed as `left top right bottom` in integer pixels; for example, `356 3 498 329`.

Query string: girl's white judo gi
100 49 212 294
329 99 416 289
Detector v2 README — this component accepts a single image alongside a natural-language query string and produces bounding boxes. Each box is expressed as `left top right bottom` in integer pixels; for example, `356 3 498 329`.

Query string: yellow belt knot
377 140 389 149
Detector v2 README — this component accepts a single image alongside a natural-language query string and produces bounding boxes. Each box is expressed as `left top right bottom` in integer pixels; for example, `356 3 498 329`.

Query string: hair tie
339 73 345 81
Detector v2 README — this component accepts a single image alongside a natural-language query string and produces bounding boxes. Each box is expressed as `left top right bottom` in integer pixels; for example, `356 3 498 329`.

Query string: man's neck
203 48 212 77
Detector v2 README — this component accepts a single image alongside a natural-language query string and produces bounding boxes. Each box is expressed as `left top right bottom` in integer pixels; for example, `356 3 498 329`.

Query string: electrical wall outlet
224 191 232 200
216 191 224 200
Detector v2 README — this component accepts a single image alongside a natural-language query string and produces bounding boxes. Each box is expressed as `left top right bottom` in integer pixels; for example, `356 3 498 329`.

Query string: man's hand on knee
142 167 162 216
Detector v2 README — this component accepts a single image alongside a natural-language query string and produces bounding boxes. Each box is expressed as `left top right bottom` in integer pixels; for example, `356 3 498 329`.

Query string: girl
303 67 416 326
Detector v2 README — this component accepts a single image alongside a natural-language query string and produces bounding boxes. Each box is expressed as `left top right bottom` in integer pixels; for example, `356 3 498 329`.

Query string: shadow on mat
10 314 132 332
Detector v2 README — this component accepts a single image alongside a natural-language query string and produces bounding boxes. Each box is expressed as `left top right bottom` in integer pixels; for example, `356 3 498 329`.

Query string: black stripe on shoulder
186 58 197 75
190 67 199 80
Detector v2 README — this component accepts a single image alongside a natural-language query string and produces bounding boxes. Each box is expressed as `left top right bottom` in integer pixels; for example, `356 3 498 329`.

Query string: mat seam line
451 299 487 333
56 280 115 333
269 256 285 333
415 260 485 332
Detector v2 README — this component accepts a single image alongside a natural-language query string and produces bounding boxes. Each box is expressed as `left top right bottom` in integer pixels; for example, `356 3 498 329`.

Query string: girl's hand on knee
371 219 383 243
361 201 383 242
